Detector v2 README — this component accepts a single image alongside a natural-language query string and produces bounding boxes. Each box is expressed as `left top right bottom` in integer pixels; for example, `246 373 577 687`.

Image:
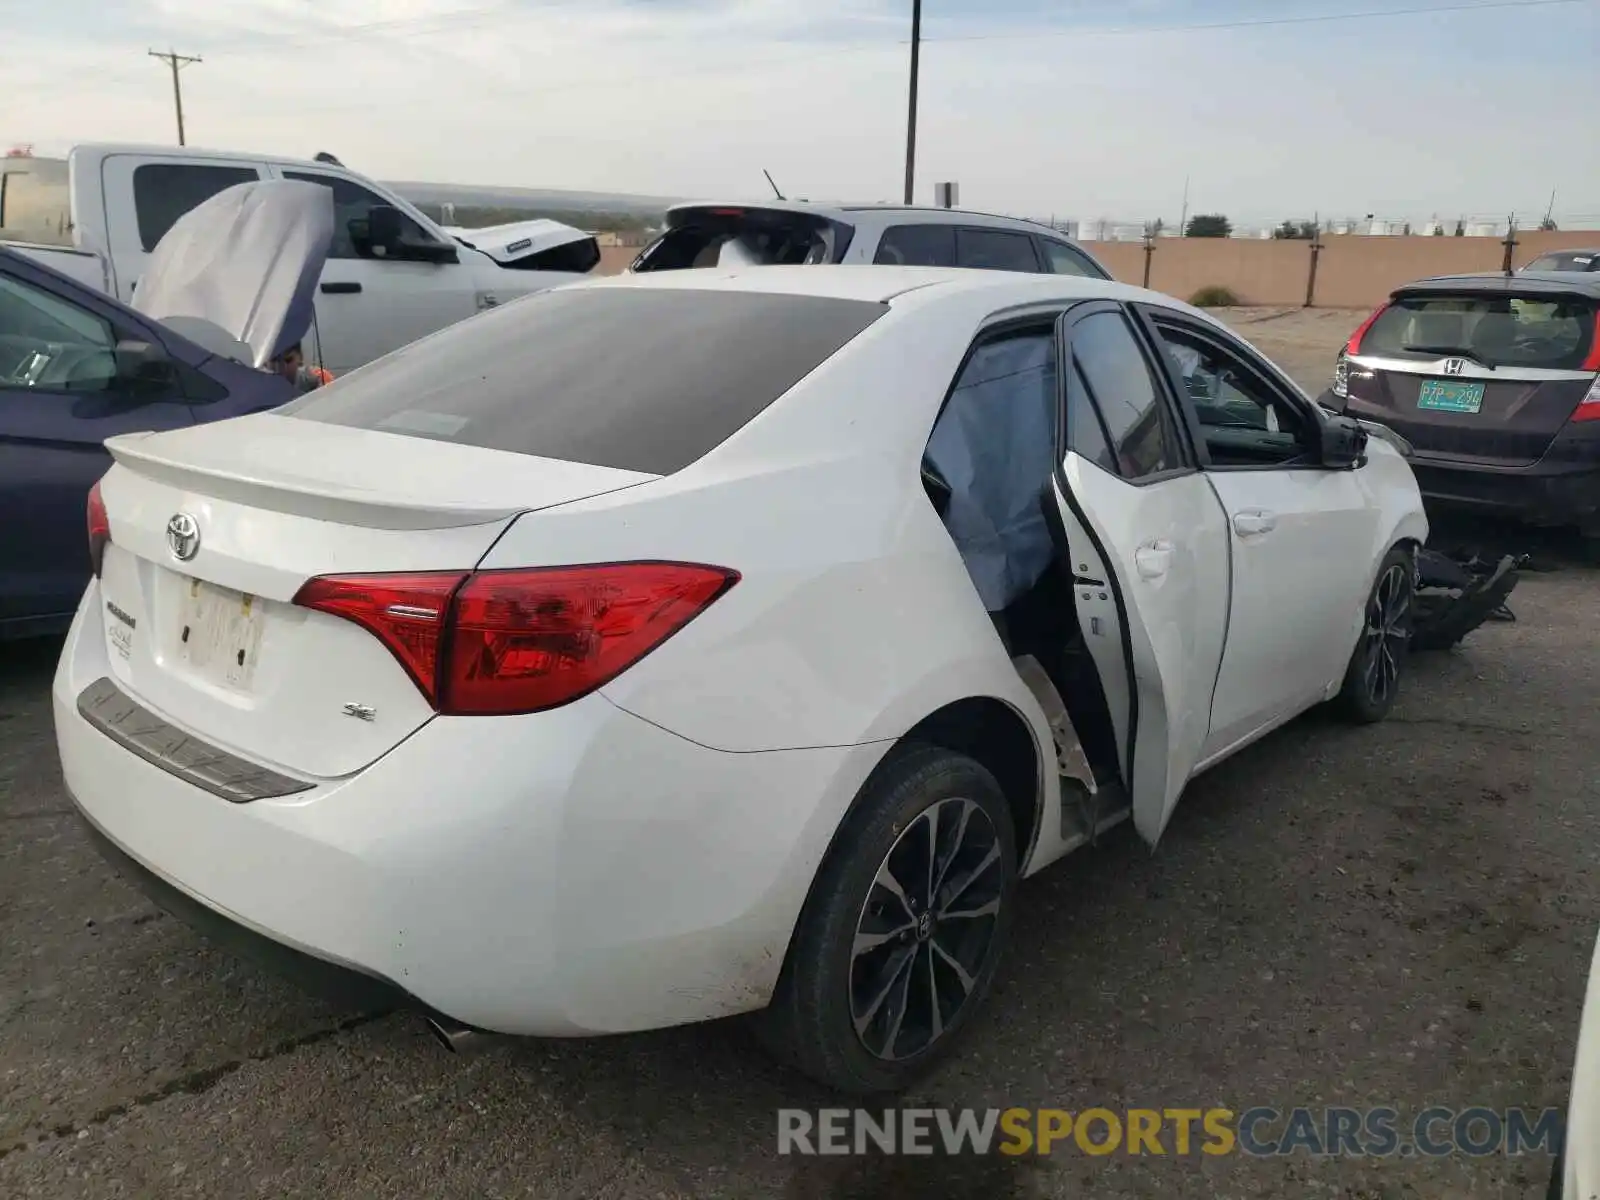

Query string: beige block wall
1081 230 1600 309
590 230 1600 303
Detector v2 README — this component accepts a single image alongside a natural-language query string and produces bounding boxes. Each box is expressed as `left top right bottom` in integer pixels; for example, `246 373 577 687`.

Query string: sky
7 0 1600 227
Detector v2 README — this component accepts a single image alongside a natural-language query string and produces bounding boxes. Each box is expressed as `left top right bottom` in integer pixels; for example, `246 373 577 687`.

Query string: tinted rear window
280 287 886 474
1361 293 1597 370
633 208 850 271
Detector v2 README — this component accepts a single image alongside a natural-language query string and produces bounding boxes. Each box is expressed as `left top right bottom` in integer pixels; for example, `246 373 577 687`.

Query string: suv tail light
294 562 738 716
1572 376 1600 423
1568 315 1600 422
1345 303 1389 355
87 480 110 578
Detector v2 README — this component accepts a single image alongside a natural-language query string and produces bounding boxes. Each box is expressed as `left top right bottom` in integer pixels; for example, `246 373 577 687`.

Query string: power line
920 0 1594 44
148 49 202 146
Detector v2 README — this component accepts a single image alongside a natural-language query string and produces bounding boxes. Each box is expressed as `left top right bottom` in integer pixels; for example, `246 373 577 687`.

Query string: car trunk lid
93 413 656 778
1344 287 1600 466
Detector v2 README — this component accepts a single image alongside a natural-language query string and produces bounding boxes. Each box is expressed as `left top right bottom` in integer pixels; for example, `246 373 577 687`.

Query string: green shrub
1189 285 1241 308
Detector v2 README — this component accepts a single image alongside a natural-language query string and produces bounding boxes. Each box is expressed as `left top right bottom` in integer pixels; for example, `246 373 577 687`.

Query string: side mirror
114 338 173 384
366 204 404 251
356 204 459 264
1320 413 1368 469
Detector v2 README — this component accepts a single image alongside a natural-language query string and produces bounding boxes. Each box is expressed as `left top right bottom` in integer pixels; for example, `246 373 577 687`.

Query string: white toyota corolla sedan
54 266 1427 1094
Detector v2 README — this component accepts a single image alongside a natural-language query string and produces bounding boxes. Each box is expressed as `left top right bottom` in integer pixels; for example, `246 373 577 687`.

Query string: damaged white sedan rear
54 266 1427 1094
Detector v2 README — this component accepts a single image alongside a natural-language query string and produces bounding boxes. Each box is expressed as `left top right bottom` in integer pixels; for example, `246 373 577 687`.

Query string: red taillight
1582 312 1600 372
1571 376 1600 423
294 562 738 716
293 572 467 705
1345 303 1389 355
87 480 110 578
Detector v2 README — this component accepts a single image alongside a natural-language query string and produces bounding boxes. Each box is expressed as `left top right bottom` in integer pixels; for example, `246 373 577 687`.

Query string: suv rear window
1360 293 1598 371
632 207 852 272
280 287 886 475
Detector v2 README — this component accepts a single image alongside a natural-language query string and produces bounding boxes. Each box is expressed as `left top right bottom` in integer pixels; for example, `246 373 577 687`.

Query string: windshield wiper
1402 344 1496 370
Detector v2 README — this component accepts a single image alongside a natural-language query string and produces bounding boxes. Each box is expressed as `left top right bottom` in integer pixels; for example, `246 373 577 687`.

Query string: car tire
1336 544 1415 724
757 743 1018 1095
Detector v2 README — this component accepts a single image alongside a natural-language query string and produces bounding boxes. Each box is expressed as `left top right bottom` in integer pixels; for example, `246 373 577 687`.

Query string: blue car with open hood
1 179 334 637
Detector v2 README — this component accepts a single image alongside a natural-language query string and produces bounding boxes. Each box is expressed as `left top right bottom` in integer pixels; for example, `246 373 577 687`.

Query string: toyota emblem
166 513 200 561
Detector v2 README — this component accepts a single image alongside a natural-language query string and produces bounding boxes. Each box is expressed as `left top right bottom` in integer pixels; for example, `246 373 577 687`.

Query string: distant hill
386 180 681 221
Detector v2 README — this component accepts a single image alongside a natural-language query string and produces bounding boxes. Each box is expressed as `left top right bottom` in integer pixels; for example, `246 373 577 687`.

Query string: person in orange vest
269 341 334 393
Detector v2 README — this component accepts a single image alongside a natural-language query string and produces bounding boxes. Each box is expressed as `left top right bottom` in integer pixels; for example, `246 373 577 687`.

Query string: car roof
1394 271 1600 299
664 199 1078 238
575 262 1182 309
71 142 340 172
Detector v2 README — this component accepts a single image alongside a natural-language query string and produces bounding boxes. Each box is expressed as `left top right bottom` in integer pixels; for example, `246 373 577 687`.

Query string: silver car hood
131 180 333 369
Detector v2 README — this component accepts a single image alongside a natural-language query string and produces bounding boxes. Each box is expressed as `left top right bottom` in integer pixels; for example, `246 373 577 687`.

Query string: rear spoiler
105 431 526 530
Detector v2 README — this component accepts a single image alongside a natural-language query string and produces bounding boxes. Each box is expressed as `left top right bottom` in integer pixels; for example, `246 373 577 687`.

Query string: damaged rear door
1050 303 1231 845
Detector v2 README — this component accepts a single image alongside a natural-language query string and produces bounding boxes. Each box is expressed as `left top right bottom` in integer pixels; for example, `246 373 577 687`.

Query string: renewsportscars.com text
777 1106 1563 1158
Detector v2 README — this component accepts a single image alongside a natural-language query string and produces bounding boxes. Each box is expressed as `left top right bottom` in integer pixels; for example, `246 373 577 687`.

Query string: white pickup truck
0 145 599 374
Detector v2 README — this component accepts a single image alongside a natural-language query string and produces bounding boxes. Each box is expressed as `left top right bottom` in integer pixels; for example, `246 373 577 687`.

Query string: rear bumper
1320 391 1600 530
77 809 416 1016
53 582 882 1036
1406 456 1600 529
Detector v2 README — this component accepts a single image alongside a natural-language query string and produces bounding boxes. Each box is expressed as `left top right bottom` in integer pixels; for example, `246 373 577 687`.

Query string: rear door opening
629 206 855 272
1345 288 1600 465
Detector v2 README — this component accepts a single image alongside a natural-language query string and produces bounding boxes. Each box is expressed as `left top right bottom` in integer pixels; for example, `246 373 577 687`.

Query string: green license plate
1417 379 1485 414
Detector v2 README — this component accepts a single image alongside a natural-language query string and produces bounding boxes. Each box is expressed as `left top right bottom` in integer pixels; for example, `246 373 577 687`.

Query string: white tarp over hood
443 218 593 266
131 180 334 369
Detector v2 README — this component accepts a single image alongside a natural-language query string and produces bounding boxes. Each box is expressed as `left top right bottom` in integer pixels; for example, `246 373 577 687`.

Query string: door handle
320 281 362 294
1233 509 1278 537
1134 539 1173 580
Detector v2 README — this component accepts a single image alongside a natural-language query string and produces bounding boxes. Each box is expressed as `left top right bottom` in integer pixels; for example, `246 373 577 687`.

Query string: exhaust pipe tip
424 1015 484 1054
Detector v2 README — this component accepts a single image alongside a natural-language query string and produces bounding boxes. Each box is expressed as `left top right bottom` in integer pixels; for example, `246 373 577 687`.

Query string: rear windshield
1361 293 1598 371
0 157 72 245
631 208 852 272
280 287 886 475
1524 252 1597 273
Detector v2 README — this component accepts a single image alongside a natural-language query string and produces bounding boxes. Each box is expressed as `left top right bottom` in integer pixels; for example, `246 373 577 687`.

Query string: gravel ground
2 309 1595 1198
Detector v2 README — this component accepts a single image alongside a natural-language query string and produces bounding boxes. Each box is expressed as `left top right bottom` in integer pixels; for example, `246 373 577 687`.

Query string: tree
1273 219 1318 240
1454 219 1466 237
1186 213 1232 238
1432 224 1445 236
1402 222 1412 236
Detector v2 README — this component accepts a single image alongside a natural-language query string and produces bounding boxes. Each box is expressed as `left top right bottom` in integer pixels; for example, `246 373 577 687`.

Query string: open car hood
131 180 334 369
445 218 596 268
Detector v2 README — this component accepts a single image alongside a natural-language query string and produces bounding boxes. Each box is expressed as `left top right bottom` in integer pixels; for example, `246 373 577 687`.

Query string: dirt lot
2 309 1595 1198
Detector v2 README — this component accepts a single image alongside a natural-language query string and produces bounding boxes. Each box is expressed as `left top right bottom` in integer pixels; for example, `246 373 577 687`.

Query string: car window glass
282 288 886 475
1071 311 1180 479
923 330 1058 610
956 228 1040 272
282 171 436 260
1063 360 1118 473
1154 324 1311 466
133 164 260 251
1039 240 1098 278
0 271 118 392
874 224 955 266
1 156 72 245
1360 293 1596 370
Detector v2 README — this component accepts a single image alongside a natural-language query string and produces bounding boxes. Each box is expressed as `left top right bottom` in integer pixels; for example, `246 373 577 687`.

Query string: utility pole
903 0 922 205
148 49 202 146
1178 175 1190 237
